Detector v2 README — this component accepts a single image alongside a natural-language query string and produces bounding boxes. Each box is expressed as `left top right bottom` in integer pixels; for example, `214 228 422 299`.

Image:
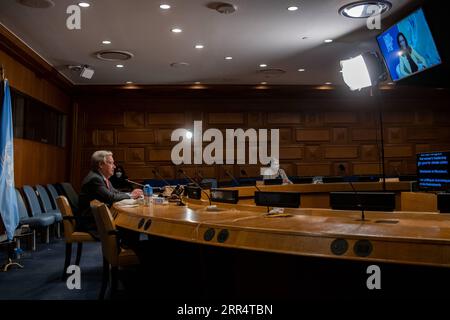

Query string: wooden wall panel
1 48 70 188
14 139 66 187
72 89 450 188
296 129 330 142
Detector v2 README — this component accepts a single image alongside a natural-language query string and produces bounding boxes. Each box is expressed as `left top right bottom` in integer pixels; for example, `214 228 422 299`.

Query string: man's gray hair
91 150 113 170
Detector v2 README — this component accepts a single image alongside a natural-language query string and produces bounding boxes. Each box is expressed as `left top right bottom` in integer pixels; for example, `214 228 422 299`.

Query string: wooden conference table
112 195 450 268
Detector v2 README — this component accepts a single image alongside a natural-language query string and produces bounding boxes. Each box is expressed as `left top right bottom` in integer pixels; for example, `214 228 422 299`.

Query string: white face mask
115 172 123 178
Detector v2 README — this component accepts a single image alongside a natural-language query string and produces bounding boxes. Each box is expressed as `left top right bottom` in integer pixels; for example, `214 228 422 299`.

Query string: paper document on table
116 199 139 207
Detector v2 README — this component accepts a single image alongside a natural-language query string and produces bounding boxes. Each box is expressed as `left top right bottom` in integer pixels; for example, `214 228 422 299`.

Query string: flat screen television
210 189 239 204
377 8 442 81
416 151 450 191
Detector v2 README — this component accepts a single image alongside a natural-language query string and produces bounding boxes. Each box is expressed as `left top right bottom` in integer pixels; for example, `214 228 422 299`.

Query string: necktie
105 179 111 190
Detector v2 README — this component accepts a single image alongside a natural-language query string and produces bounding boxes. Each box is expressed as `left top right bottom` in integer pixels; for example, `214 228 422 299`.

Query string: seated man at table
77 150 143 233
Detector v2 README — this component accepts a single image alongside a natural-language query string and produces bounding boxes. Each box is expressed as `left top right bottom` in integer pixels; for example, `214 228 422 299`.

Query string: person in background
262 158 293 185
109 164 133 192
397 32 426 77
77 150 143 233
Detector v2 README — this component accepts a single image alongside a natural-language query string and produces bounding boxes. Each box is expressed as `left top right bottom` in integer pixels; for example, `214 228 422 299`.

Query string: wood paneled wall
14 139 66 187
1 46 71 187
71 87 450 190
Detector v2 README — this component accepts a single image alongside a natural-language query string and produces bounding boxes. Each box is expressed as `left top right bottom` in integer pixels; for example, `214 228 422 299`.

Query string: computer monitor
263 178 283 185
254 191 300 208
184 186 202 200
416 151 450 191
330 192 396 211
438 193 450 213
210 189 239 204
322 176 345 183
377 7 442 82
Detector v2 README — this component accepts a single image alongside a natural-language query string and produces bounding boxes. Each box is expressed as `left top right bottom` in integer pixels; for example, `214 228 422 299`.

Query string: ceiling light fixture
225 56 233 60
261 82 267 85
102 40 111 44
171 28 182 33
126 81 133 84
160 4 171 10
116 64 124 68
339 1 391 18
298 68 305 72
325 82 332 85
287 6 299 11
324 39 333 43
195 44 204 49
259 64 267 68
78 2 90 7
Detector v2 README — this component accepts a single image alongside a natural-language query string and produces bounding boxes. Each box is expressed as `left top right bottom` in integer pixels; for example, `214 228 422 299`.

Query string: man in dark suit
77 150 143 232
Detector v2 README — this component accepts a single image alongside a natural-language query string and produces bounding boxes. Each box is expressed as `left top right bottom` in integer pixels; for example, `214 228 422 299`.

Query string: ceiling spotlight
339 1 392 18
325 82 333 85
116 64 124 68
287 6 299 11
126 81 133 84
171 28 182 33
160 4 171 10
324 39 333 43
225 56 233 60
259 64 267 68
195 44 204 49
78 2 90 7
261 82 267 85
298 68 305 72
102 40 111 44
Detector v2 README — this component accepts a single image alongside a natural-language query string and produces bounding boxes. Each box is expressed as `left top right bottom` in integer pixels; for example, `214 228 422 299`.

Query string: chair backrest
46 184 59 208
56 196 75 237
60 182 79 210
92 202 120 266
15 189 31 220
36 185 54 212
22 185 43 216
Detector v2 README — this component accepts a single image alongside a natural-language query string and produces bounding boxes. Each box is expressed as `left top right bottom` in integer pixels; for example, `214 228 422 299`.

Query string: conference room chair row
13 182 79 251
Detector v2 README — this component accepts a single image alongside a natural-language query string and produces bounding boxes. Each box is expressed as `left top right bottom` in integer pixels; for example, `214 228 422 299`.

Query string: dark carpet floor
0 239 102 300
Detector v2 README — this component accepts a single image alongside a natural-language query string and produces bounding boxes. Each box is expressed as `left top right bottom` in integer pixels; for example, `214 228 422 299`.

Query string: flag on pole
0 79 19 240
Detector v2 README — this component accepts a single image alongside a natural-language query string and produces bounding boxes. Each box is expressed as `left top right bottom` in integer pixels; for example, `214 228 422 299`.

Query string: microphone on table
339 164 366 222
225 169 240 187
126 179 144 187
178 169 212 206
241 169 261 192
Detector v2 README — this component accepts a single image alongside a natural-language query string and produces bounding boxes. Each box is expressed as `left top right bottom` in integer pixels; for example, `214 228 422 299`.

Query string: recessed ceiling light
287 6 299 11
160 4 171 10
195 44 204 49
259 64 267 68
324 39 333 43
116 64 124 68
225 56 233 60
325 82 332 85
102 40 111 44
126 81 133 84
298 68 305 72
261 82 267 85
171 28 182 33
78 2 90 7
339 1 392 18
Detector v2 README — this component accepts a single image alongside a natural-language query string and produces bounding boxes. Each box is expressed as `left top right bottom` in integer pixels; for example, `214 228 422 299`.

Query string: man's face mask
115 171 123 178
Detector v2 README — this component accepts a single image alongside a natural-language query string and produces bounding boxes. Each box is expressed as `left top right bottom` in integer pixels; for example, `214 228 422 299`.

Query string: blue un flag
0 80 19 240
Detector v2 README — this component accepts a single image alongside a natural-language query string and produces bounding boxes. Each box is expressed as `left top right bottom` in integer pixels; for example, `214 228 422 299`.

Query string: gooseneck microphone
241 169 261 192
178 169 212 205
152 169 171 187
339 165 366 222
126 179 144 187
225 169 240 186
